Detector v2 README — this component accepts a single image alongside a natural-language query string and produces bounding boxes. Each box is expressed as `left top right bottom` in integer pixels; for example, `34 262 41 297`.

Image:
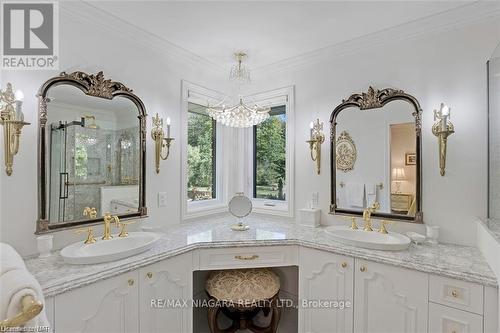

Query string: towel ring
0 295 43 328
339 182 383 190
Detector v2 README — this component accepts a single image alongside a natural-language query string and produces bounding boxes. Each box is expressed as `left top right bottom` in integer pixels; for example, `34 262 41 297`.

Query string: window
253 106 287 201
187 102 216 202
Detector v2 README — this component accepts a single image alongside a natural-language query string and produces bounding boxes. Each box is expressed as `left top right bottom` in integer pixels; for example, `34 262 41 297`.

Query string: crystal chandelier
207 52 271 128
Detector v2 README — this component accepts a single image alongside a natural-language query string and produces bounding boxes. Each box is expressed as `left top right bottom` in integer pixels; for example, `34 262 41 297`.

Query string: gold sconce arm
432 103 454 176
151 113 174 174
0 83 30 176
306 118 325 175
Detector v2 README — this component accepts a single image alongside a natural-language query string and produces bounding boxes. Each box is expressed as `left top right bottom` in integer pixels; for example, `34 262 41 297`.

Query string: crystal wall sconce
151 113 174 174
0 83 30 176
306 118 325 175
432 103 454 176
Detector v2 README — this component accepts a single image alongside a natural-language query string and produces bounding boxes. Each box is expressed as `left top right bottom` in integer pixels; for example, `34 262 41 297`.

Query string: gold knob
146 272 153 279
341 262 347 268
360 266 367 272
451 290 458 298
128 279 134 286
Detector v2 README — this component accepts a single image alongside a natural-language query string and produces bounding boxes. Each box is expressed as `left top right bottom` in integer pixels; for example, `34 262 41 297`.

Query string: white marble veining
25 217 497 297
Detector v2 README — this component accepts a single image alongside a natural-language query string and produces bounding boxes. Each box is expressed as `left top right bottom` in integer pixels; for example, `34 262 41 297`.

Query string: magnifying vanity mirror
36 71 147 233
228 192 252 231
330 87 423 223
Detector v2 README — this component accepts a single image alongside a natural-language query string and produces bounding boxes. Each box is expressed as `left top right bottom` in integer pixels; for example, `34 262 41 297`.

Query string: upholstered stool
205 268 281 333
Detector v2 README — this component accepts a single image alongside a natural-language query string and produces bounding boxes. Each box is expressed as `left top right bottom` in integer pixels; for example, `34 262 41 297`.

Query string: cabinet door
139 253 193 333
428 302 483 333
354 259 428 333
299 247 354 333
54 271 139 333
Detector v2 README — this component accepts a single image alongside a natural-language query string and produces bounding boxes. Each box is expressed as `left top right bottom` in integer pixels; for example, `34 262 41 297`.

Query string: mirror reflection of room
47 85 140 223
336 100 416 216
389 123 416 216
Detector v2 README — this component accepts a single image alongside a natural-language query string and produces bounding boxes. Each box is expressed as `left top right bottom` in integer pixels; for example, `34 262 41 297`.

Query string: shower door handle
59 172 69 199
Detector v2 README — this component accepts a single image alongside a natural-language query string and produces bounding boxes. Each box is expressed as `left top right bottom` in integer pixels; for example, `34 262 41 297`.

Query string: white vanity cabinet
353 259 429 333
54 271 139 333
138 252 194 333
298 247 354 333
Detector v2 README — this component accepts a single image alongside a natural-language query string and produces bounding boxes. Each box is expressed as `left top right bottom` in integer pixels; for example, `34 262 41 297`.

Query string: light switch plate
158 192 167 207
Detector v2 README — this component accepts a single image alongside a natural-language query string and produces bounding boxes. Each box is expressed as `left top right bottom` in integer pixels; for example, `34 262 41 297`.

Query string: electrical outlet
158 192 167 207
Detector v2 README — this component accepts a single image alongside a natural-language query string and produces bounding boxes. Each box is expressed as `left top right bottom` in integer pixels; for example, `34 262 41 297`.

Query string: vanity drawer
199 245 298 270
428 302 483 333
429 275 483 314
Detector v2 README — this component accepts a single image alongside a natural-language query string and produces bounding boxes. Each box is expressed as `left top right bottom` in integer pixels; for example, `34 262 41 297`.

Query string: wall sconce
151 113 174 174
0 83 30 176
306 118 325 175
432 103 454 176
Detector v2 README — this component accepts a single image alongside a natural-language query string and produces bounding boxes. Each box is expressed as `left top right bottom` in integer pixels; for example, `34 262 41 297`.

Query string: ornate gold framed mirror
36 71 147 233
330 87 423 223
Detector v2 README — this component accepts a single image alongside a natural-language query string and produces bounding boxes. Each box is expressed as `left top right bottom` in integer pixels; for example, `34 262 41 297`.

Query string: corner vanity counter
25 218 498 333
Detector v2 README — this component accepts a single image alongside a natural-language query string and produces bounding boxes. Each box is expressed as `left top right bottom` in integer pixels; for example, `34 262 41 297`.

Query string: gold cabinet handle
234 255 259 260
128 279 134 286
451 290 459 298
146 272 153 279
341 262 348 268
360 266 367 272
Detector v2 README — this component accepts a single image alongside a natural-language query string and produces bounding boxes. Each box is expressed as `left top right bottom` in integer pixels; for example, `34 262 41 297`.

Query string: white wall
251 18 500 246
0 3 226 256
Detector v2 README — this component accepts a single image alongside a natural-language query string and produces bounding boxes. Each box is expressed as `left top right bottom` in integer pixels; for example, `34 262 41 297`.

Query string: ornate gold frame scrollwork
329 86 423 223
36 71 148 234
336 130 356 172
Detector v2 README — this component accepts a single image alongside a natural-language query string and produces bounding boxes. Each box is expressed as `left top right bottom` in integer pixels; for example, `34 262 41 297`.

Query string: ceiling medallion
207 52 271 128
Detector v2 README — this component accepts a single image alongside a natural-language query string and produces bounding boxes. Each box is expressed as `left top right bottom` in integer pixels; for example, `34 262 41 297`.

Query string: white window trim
181 81 230 220
243 86 295 218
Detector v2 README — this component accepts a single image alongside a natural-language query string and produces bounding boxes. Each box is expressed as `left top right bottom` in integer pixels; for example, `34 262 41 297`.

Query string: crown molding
60 1 499 77
253 1 500 75
60 1 225 74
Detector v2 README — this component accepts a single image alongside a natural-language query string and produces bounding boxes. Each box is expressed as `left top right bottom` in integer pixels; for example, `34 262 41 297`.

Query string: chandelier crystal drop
207 52 271 128
207 98 270 128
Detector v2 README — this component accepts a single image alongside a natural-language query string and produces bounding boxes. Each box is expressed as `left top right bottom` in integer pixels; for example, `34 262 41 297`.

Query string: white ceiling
88 1 473 69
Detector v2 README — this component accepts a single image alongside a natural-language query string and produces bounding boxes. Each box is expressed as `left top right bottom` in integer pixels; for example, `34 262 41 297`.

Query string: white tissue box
299 208 321 227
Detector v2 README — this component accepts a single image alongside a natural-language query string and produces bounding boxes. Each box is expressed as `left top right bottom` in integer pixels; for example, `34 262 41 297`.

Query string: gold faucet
103 212 120 240
83 207 97 219
362 202 380 232
75 227 97 244
378 220 391 234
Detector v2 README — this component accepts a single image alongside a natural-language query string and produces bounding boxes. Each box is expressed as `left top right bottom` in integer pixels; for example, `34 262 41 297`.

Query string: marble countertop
25 217 498 297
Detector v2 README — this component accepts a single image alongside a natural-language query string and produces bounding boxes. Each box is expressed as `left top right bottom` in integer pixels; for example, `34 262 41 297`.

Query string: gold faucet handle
343 216 358 230
378 220 392 234
83 207 97 219
370 202 380 211
75 227 97 244
118 220 135 238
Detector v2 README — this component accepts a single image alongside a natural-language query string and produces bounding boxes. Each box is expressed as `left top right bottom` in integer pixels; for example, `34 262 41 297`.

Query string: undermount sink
61 232 161 265
325 226 411 251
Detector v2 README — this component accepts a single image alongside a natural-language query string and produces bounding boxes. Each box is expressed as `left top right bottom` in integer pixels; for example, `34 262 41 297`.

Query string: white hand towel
0 243 26 276
347 182 365 208
366 183 377 207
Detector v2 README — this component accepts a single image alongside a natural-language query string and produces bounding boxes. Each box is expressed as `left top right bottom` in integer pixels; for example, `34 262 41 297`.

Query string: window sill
252 199 293 218
183 201 228 220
